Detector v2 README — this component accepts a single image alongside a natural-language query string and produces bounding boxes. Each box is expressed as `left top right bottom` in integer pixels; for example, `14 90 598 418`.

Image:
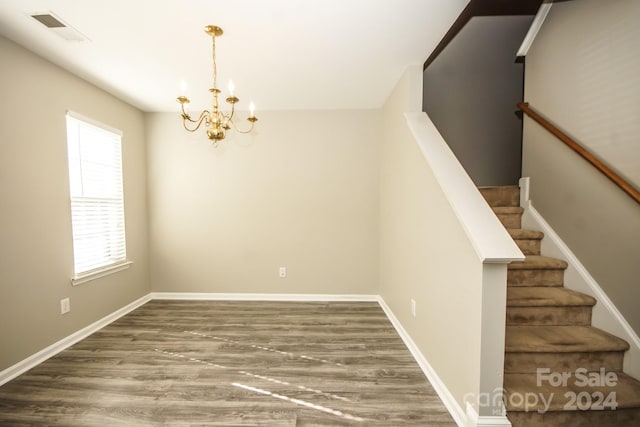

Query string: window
66 112 129 284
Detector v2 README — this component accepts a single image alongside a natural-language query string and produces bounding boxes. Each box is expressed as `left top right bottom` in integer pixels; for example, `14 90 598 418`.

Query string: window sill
71 260 133 286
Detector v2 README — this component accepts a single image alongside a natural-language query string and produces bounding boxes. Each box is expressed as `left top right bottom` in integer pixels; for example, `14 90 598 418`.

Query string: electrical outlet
411 299 416 317
60 297 70 315
279 267 287 278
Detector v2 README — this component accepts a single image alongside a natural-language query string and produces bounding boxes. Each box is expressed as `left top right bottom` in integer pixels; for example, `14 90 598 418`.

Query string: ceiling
0 0 468 112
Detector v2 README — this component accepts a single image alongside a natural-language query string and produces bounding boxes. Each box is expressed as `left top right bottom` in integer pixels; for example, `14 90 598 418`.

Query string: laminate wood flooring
0 300 456 426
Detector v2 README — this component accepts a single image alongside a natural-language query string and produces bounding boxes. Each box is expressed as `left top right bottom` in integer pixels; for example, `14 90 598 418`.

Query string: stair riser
508 269 565 286
507 407 640 427
505 351 624 374
480 187 520 207
514 239 542 256
498 213 522 229
507 307 592 326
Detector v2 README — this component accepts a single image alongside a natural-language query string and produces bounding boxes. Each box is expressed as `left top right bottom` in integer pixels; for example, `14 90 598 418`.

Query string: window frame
65 111 131 285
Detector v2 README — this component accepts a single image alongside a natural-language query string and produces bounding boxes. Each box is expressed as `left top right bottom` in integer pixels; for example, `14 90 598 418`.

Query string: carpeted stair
480 185 640 427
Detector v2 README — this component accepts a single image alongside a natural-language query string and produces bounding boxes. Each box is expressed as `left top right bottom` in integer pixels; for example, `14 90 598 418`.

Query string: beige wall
379 67 484 414
146 110 380 294
0 36 150 370
523 0 640 333
524 0 640 188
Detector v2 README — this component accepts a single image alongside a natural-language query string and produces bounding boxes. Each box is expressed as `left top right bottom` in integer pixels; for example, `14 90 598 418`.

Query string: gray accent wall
523 0 640 334
423 16 534 187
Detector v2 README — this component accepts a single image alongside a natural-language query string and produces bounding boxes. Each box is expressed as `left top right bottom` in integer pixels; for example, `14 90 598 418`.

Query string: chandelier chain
212 34 217 91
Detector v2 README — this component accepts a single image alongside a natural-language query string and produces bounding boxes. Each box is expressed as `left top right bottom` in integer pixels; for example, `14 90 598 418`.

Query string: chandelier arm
182 110 210 132
183 109 209 124
229 119 256 134
228 102 236 121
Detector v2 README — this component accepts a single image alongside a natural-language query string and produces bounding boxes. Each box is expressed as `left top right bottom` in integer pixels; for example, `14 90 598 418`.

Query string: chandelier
176 25 258 143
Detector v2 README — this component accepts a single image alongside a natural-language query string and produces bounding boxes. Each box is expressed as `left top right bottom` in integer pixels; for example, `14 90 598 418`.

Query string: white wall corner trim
376 297 467 426
519 181 640 378
519 177 530 208
516 1 552 57
0 293 152 386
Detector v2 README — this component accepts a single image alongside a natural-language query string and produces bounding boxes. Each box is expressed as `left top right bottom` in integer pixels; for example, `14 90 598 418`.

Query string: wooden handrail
518 102 640 205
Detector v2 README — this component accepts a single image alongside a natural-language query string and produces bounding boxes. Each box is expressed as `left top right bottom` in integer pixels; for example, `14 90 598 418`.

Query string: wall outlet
60 297 71 315
411 299 416 317
279 267 287 278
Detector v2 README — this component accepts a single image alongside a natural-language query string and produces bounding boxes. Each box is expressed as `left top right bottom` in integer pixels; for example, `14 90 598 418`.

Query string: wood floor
0 300 456 426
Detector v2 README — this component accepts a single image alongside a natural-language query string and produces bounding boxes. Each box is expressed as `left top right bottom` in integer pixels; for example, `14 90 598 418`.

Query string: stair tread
509 255 568 270
508 287 596 307
508 229 544 240
504 372 640 411
479 185 520 189
493 206 524 214
479 186 520 207
506 325 630 353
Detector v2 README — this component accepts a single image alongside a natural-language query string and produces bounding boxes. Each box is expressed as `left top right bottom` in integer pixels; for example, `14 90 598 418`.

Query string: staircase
480 186 640 427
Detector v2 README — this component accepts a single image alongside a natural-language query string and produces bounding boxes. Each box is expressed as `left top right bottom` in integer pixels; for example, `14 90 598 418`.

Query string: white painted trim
0 293 151 386
518 177 530 208
71 260 133 286
66 110 122 136
466 403 512 427
405 112 524 264
377 297 467 426
521 202 640 378
149 292 380 302
516 1 552 57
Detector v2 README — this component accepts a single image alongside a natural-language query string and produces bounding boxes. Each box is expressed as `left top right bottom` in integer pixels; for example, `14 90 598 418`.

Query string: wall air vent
30 12 89 42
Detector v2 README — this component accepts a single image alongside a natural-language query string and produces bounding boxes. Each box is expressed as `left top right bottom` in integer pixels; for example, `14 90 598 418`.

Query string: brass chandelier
176 25 257 143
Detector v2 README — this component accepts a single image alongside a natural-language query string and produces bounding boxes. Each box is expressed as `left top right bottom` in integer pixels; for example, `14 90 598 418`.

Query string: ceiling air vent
30 12 89 42
31 13 65 28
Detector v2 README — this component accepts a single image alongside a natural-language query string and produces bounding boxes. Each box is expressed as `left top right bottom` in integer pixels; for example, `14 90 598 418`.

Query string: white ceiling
0 0 468 112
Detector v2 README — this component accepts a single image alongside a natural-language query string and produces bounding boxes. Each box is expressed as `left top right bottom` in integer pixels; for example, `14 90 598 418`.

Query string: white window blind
66 113 127 277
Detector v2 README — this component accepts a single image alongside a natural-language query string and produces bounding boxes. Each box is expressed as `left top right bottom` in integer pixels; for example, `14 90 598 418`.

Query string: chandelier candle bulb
175 24 258 143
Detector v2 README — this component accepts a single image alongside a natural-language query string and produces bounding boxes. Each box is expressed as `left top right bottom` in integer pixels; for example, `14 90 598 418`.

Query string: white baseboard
376 298 467 426
377 297 511 427
466 403 512 427
0 293 152 386
150 292 380 302
521 202 640 379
